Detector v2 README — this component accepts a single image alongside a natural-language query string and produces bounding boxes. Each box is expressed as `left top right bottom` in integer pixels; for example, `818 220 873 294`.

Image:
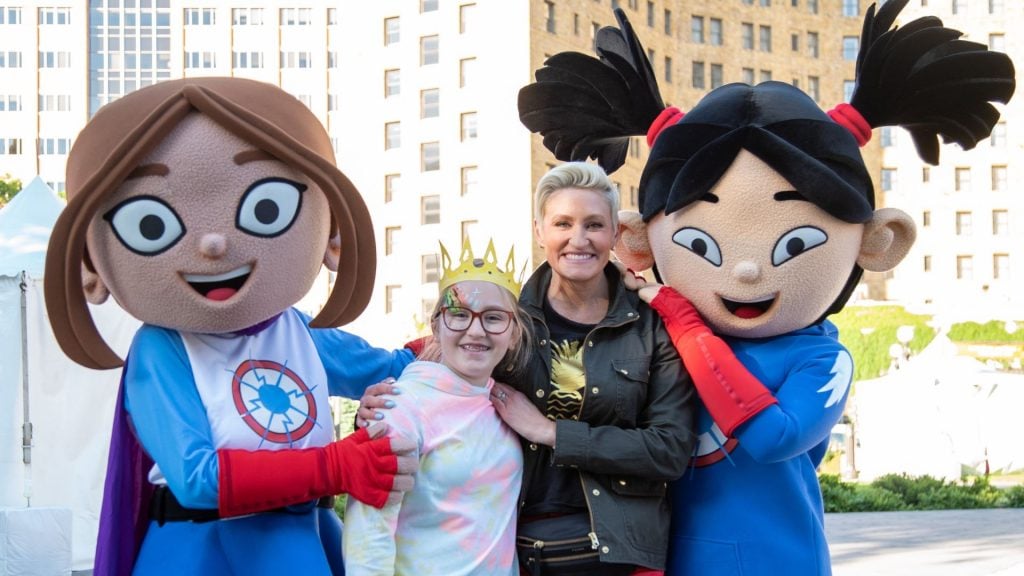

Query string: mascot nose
199 233 228 259
732 261 761 284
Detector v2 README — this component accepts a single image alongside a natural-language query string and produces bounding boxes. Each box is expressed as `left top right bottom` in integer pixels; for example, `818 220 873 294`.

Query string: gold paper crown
438 238 522 298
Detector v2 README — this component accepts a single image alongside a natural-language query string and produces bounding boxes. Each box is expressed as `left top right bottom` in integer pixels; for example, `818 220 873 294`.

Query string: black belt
148 485 336 525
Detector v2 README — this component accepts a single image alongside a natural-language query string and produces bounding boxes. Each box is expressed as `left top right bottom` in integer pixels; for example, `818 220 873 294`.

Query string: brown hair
45 77 375 369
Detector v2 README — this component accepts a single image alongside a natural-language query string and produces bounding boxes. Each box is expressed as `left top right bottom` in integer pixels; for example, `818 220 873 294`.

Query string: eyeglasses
439 306 514 335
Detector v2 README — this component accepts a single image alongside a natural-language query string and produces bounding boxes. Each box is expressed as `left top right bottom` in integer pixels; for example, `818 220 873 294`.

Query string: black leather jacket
509 262 697 570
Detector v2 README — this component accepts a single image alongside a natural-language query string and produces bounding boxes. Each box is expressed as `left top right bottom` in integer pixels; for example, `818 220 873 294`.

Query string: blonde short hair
534 162 620 228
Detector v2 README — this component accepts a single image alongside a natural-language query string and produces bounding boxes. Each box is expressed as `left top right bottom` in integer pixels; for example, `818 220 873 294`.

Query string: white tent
0 177 139 572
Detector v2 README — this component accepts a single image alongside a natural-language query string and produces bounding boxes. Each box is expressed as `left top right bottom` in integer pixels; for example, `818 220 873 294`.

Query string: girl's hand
355 378 400 428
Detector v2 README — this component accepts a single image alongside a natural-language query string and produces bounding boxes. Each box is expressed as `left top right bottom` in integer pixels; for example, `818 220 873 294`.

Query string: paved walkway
826 509 1024 575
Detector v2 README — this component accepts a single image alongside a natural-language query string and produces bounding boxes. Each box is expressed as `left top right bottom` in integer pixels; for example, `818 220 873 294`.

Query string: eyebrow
233 149 277 165
125 163 169 180
774 190 809 202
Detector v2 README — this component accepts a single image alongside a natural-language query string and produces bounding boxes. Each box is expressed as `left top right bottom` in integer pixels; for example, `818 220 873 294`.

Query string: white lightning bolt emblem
817 350 853 409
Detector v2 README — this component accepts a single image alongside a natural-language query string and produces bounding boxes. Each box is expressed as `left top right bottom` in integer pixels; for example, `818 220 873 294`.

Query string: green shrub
948 320 1024 343
830 306 936 381
820 473 1024 512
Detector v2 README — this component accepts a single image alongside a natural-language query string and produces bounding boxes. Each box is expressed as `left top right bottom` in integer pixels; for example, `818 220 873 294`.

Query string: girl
44 77 418 575
344 240 532 576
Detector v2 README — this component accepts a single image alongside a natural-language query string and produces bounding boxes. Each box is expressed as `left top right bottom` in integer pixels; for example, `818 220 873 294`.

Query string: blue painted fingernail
374 413 384 420
385 400 396 408
390 387 402 395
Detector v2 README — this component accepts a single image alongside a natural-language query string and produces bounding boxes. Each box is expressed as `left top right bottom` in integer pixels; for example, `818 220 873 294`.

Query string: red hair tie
646 106 685 147
827 103 872 147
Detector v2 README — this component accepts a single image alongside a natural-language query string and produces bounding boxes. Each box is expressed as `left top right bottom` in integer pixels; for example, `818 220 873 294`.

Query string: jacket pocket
612 357 650 424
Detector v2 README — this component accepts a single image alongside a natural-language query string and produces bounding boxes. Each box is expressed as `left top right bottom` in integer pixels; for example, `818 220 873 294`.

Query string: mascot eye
236 178 306 238
772 226 828 266
105 196 185 256
672 227 722 267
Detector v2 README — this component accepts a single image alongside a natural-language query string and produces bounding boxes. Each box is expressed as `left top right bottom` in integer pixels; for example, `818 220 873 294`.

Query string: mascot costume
518 1 1014 574
44 77 418 575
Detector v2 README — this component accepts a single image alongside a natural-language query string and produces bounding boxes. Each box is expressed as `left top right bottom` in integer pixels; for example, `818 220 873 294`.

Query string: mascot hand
648 286 712 346
330 425 416 508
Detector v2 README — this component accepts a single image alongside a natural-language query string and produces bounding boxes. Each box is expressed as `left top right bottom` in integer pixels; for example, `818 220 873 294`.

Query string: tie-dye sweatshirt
343 361 523 576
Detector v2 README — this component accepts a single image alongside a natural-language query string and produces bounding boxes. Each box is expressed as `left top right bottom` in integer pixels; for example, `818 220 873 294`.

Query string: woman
360 162 697 575
344 240 531 575
44 77 417 575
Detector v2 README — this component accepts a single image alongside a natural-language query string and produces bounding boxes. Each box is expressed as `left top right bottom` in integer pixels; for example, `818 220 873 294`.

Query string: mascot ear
322 233 341 272
614 210 655 272
82 255 110 305
857 207 916 272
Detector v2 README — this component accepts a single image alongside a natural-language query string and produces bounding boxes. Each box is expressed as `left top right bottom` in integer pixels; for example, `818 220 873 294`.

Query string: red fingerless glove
218 427 398 517
649 286 778 437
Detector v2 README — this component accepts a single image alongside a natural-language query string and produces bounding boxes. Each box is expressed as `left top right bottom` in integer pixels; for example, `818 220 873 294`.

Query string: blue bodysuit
106 308 413 575
666 321 852 576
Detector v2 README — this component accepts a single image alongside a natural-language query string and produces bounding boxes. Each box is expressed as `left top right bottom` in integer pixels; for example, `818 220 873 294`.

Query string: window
792 78 800 89
709 19 723 46
327 93 340 112
421 0 439 12
691 16 704 44
384 69 400 97
0 95 22 111
421 195 441 225
186 51 217 69
991 165 1007 191
328 8 338 25
460 3 475 34
384 17 400 45
993 254 1009 280
711 64 724 89
742 68 755 85
420 35 439 65
38 94 71 112
760 69 773 83
880 127 895 147
923 255 932 272
955 211 972 236
759 25 772 52
761 0 771 5
808 0 819 14
233 51 264 69
629 138 642 159
328 51 340 69
807 75 820 101
461 166 478 196
385 227 400 255
990 0 1004 14
421 89 440 118
421 141 440 171
952 0 966 15
664 9 672 35
842 0 859 17
38 7 70 25
385 174 400 202
0 7 21 24
0 138 23 155
574 13 580 35
280 51 311 68
990 122 1006 147
232 8 263 25
664 56 673 83
956 255 973 280
280 8 311 26
842 36 858 60
385 285 400 314
880 167 896 191
992 210 1009 235
807 32 819 58
461 220 478 247
184 8 215 25
647 1 655 27
742 23 754 50
791 34 800 52
989 34 1005 52
545 1 556 33
0 51 22 68
922 210 931 227
692 61 705 89
385 122 401 150
955 167 971 192
422 254 440 283
591 22 600 51
922 166 930 182
37 137 72 155
460 112 478 141
38 51 71 69
460 58 475 88
843 80 856 103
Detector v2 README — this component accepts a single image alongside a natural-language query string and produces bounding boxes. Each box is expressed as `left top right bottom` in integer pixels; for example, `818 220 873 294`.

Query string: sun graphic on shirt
547 339 584 420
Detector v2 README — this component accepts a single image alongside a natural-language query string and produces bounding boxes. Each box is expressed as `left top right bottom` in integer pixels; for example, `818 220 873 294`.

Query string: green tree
0 173 23 208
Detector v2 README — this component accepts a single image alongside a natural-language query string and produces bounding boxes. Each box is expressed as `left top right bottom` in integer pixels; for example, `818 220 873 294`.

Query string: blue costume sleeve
123 325 220 509
302 313 415 399
735 339 853 464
